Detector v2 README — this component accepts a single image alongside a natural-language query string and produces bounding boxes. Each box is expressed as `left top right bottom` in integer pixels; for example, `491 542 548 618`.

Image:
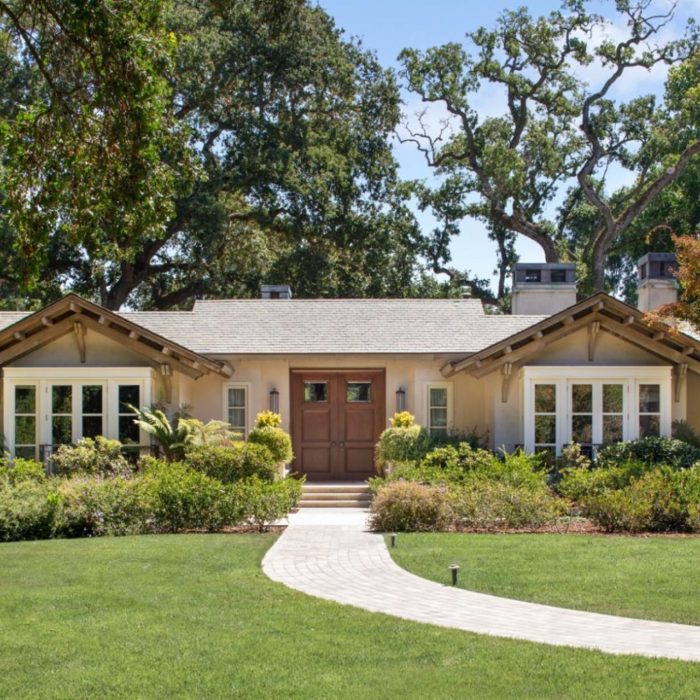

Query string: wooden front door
290 370 385 481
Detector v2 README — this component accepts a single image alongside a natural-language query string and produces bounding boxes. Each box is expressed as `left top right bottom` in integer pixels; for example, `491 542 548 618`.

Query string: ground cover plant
1 534 700 699
388 532 700 626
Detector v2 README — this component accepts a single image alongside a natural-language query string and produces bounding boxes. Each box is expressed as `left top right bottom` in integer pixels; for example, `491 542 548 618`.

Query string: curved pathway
263 508 700 662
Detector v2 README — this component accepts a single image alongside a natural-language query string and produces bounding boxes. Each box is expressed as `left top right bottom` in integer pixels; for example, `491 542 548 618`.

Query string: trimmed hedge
182 443 277 483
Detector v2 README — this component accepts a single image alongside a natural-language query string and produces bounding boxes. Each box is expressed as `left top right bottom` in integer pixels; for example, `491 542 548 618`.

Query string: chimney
260 284 292 300
511 263 577 315
637 253 677 313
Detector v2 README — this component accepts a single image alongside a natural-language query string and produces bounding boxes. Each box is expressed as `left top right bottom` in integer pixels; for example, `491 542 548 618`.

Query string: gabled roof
0 295 232 378
121 299 546 355
442 293 700 378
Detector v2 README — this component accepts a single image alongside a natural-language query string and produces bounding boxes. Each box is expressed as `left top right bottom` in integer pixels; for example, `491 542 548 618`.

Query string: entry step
299 482 371 508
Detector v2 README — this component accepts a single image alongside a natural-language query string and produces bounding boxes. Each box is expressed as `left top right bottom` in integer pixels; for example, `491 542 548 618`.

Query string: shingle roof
119 299 546 355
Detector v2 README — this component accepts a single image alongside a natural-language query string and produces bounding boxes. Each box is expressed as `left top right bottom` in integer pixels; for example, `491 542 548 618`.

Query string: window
347 382 371 402
51 385 73 446
639 384 661 437
427 385 452 436
640 263 648 280
534 384 557 456
14 385 37 459
551 269 566 283
118 385 140 444
524 367 671 456
304 382 328 402
525 269 541 283
227 386 248 438
82 385 103 439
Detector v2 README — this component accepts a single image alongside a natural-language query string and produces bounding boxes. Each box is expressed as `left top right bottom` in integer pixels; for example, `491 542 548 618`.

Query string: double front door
290 370 385 481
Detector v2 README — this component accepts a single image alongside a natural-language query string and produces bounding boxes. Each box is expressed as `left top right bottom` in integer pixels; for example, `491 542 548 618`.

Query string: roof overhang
0 294 233 379
441 293 700 379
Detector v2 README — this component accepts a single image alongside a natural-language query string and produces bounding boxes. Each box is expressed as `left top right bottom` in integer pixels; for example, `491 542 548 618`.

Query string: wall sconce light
269 388 280 413
395 387 406 412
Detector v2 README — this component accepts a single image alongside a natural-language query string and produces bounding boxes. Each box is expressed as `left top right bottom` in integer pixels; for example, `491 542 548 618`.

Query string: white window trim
3 367 153 458
222 382 251 438
425 382 454 434
522 365 672 455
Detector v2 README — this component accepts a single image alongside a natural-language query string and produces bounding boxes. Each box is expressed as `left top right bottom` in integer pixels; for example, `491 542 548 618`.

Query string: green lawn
1 536 699 699
388 532 700 625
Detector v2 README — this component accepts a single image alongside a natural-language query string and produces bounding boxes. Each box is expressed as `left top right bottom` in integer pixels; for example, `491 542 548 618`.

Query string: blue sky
317 0 698 289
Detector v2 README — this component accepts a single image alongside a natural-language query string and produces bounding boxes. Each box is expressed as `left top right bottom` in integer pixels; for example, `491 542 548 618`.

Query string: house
1 254 698 481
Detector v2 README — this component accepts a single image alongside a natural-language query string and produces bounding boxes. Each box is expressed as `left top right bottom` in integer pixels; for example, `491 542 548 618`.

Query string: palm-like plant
178 418 237 446
128 406 193 461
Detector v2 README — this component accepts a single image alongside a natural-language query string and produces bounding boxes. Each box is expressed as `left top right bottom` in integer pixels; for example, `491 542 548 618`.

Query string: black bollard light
449 563 460 586
390 533 397 548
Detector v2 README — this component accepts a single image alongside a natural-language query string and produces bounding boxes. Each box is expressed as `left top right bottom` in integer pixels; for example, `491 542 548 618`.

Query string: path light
269 387 279 413
449 563 460 586
395 387 406 413
389 533 397 548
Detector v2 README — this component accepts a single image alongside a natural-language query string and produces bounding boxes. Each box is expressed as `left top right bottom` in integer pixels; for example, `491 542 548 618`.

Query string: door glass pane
572 415 593 444
304 382 328 402
118 385 140 410
82 385 102 414
603 415 623 443
429 387 448 408
118 416 140 444
640 415 660 438
534 385 556 413
572 384 593 413
15 386 36 413
82 416 103 439
639 384 660 413
52 385 72 414
52 416 72 445
535 415 556 444
347 382 371 402
603 384 623 413
15 415 36 444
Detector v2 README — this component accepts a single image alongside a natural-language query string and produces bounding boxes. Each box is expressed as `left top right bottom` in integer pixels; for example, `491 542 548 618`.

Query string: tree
1 0 430 309
399 0 700 296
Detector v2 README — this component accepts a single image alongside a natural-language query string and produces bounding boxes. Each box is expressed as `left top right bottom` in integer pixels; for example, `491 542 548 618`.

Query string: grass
388 532 700 625
1 535 699 699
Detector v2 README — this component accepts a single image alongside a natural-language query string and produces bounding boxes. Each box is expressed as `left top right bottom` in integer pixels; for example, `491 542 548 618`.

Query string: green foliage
375 425 428 470
0 480 60 542
56 476 153 538
50 437 132 477
247 426 293 465
368 481 452 532
0 458 46 485
450 482 566 531
390 411 415 428
183 443 277 484
177 418 237 446
254 411 282 428
557 460 651 501
672 420 700 449
130 406 191 461
237 477 303 532
596 437 700 470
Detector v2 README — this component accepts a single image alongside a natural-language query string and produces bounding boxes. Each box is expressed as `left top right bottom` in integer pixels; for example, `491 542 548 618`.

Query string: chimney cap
637 253 676 281
260 284 292 299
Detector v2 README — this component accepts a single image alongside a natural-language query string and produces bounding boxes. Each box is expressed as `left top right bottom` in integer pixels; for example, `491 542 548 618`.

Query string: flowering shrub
390 411 415 428
254 411 282 428
51 437 132 477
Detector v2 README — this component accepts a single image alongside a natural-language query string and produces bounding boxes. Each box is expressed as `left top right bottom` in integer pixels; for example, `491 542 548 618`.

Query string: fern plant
128 406 193 461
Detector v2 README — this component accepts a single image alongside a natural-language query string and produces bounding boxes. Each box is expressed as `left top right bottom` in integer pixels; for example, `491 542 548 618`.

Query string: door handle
331 441 336 447
339 442 345 448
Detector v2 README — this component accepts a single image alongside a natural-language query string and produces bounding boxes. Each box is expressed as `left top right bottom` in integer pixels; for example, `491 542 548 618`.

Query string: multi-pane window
51 385 73 446
118 385 140 444
534 384 557 456
571 384 593 456
639 384 661 437
602 384 624 444
428 386 449 436
227 386 248 438
81 385 103 439
14 385 37 459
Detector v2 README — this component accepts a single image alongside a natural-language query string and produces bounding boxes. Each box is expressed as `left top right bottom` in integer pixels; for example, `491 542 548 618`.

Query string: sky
317 0 699 290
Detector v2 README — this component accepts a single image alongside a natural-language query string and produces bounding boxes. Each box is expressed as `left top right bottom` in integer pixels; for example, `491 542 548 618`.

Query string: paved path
263 508 700 662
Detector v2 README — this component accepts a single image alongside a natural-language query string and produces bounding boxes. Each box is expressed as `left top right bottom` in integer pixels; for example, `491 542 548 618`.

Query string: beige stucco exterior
1 317 696 462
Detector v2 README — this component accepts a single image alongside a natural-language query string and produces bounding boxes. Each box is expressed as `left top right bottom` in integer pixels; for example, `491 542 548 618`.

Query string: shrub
375 425 428 471
0 458 46 485
596 436 700 470
183 443 277 483
672 420 700 448
368 481 452 532
56 476 153 537
0 481 61 541
451 481 567 531
248 426 293 465
255 411 282 428
50 437 132 477
237 476 303 532
558 459 660 501
144 461 229 532
582 466 700 533
390 411 415 428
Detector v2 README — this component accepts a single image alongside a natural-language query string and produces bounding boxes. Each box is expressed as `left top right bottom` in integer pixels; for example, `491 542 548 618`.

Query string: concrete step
299 499 370 508
300 493 370 502
302 483 370 493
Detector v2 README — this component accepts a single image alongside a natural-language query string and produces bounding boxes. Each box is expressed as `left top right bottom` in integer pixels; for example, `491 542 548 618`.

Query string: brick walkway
262 508 700 662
